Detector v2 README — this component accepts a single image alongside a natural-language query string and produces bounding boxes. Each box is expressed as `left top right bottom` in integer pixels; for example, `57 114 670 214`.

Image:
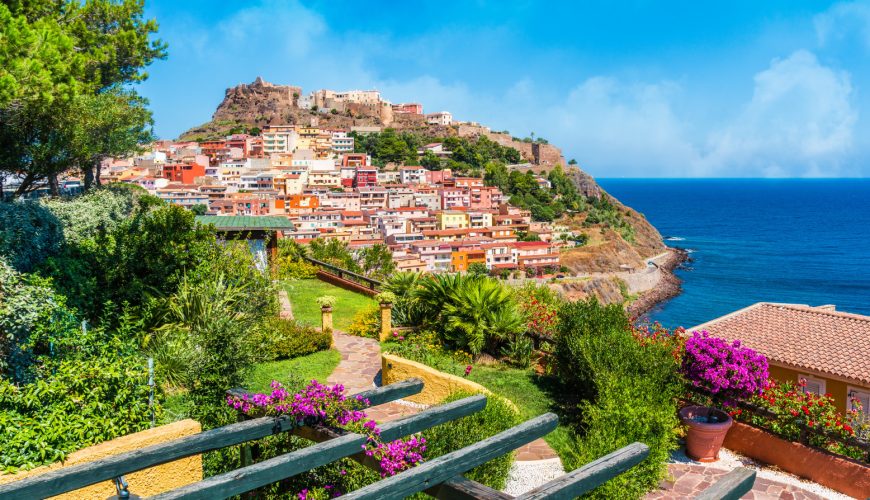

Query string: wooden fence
302 256 382 294
0 379 757 499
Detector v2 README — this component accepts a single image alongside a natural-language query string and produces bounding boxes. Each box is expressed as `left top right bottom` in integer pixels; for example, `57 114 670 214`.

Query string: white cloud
814 1 870 49
702 50 856 177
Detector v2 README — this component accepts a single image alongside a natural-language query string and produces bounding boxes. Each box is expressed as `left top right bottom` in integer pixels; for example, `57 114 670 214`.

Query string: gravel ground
669 448 852 499
502 457 565 496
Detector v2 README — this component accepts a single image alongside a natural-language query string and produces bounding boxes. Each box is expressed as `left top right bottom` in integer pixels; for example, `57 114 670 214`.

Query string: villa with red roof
690 302 870 414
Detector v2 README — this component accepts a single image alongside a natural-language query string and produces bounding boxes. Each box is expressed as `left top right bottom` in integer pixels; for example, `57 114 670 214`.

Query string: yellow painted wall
0 419 203 499
381 353 492 405
767 364 868 414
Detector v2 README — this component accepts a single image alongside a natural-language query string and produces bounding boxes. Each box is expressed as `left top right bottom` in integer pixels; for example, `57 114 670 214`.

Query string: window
799 375 826 396
848 387 870 415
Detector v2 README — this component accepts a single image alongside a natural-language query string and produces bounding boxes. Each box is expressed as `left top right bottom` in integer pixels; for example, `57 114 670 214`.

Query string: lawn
245 349 341 393
283 279 375 331
161 349 341 423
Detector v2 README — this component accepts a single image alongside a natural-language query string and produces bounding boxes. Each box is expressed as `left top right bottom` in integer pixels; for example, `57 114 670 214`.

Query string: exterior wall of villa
768 364 863 414
0 419 202 499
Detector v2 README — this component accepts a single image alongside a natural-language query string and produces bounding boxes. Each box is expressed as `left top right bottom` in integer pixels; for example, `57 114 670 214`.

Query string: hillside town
98 121 572 276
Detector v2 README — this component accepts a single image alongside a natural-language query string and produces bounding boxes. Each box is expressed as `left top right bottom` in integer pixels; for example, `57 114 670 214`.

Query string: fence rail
302 256 382 292
1 378 759 499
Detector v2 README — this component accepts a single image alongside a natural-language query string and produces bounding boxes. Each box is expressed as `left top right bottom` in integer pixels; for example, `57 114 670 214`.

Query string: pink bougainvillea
227 380 426 480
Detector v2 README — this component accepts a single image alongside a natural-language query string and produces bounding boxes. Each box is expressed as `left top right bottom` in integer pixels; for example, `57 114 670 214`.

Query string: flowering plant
631 321 686 362
681 331 769 401
519 296 558 338
227 380 426 481
731 378 870 460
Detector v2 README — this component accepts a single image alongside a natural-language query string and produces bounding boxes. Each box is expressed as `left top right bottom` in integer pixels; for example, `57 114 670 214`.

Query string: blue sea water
596 179 870 329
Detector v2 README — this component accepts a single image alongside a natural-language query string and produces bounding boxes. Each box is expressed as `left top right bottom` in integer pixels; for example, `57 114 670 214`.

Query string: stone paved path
326 331 558 461
646 463 829 499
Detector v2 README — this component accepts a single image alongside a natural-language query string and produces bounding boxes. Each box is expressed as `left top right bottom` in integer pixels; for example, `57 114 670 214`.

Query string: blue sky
139 1 870 177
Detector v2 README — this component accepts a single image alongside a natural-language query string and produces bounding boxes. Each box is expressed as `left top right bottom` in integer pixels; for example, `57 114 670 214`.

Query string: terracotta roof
689 303 870 386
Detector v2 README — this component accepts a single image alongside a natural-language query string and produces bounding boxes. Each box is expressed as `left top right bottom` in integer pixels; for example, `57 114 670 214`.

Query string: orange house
285 195 320 214
162 163 205 184
451 249 486 272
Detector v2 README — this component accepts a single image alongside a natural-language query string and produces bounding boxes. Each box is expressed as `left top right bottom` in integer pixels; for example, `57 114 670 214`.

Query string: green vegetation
381 268 681 498
351 130 521 172
283 279 376 331
279 238 396 282
0 187 334 473
245 349 340 393
0 0 165 196
553 299 681 498
422 391 520 490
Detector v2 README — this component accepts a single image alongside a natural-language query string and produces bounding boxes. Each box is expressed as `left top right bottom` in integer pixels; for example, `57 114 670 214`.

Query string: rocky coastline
627 247 691 319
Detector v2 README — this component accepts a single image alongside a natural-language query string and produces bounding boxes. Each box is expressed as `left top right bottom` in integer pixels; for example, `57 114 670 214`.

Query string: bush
255 318 332 361
422 391 520 490
274 257 318 280
554 298 680 498
0 356 159 472
346 305 381 339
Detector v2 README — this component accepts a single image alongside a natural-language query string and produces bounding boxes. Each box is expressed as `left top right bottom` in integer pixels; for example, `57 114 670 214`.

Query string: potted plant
375 291 396 307
679 331 769 462
315 295 337 312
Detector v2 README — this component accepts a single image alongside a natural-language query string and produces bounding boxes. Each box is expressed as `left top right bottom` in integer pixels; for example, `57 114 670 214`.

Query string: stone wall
0 420 202 499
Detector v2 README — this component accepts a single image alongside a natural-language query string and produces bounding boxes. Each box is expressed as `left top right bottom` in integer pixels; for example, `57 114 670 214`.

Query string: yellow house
436 211 469 230
690 302 870 414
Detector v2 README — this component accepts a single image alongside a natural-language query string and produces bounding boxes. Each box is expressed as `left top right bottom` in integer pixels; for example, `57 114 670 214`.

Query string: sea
596 178 870 330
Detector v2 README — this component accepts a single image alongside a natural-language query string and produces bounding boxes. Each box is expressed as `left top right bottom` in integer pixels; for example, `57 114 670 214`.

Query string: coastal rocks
627 248 689 318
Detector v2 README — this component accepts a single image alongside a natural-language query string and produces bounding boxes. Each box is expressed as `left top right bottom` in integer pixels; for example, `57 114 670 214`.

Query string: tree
568 158 578 165
467 262 488 276
0 1 166 197
190 204 207 216
357 244 396 281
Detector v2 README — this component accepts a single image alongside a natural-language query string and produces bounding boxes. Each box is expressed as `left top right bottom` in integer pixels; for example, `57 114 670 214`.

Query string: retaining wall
0 419 203 499
381 353 491 405
723 421 870 498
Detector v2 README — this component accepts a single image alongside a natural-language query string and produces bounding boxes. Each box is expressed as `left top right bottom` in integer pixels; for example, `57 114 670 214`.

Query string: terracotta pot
679 405 732 462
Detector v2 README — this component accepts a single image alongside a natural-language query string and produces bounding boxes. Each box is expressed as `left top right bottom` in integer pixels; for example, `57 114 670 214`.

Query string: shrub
274 257 317 280
255 318 332 361
422 391 520 490
0 356 159 472
346 305 381 339
681 331 768 401
554 298 680 498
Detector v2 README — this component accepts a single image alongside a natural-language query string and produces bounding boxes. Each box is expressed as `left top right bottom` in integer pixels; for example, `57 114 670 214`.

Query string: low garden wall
724 421 870 499
316 270 378 297
381 353 491 405
0 419 203 499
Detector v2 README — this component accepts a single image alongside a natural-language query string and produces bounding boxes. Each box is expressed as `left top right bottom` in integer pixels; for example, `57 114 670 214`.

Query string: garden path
326 331 559 462
646 463 834 499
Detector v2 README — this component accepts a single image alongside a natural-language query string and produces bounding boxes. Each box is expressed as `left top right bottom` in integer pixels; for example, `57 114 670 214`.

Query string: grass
161 349 341 423
245 349 341 393
283 279 375 331
467 365 577 463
